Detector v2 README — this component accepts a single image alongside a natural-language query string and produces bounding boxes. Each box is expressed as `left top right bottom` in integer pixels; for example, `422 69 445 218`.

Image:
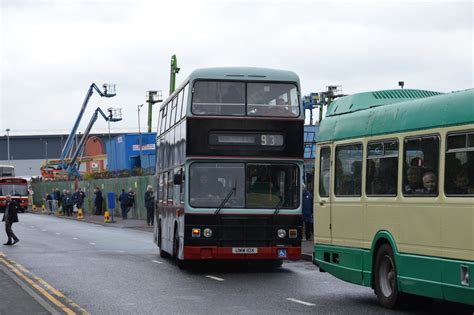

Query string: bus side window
366 140 398 196
158 173 164 204
403 136 440 196
167 170 174 205
445 131 474 196
335 144 363 197
319 147 331 197
163 172 168 205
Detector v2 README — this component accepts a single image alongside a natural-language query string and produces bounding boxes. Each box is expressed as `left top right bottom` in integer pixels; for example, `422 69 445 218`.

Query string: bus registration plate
232 247 258 254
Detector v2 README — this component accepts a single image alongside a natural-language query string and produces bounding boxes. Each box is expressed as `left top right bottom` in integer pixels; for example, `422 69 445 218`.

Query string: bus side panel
397 253 474 305
158 205 176 255
441 259 474 305
314 244 368 286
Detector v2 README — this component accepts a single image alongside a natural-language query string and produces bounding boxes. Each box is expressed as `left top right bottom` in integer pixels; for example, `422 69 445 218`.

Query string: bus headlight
203 228 213 238
277 229 286 238
192 228 201 237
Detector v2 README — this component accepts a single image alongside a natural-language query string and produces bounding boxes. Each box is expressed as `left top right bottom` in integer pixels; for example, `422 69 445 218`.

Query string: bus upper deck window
192 81 245 116
247 83 299 117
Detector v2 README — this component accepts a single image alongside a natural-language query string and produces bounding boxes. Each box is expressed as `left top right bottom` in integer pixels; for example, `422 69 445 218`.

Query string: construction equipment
66 107 122 178
41 83 120 179
169 54 180 95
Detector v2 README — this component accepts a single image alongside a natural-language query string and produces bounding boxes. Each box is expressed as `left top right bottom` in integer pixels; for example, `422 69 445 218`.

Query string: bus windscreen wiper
273 196 284 215
214 186 236 215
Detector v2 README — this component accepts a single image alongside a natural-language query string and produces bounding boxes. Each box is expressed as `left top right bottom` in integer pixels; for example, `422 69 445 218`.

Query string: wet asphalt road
1 213 472 315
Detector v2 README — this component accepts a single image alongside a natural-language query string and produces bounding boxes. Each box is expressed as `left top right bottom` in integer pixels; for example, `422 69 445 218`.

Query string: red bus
0 178 29 213
154 67 304 267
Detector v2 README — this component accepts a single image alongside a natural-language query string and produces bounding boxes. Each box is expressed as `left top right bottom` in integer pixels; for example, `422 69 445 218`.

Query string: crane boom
60 83 115 163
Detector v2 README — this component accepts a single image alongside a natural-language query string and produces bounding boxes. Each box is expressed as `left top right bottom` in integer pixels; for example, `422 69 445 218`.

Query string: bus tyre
271 260 283 268
173 227 179 259
374 244 402 309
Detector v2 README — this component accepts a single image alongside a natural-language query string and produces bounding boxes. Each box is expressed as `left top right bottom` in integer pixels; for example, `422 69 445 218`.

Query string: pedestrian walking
73 188 86 210
144 185 155 226
3 195 20 246
94 187 103 215
302 184 314 240
118 189 128 219
126 188 136 219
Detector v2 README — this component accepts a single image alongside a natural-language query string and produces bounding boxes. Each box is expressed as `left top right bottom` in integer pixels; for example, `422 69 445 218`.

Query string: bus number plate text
232 247 258 254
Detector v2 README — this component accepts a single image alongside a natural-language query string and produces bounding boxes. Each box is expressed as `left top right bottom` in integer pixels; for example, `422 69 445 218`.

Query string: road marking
205 275 224 281
72 237 78 240
117 250 125 253
152 260 162 264
31 226 35 228
41 229 47 232
89 242 96 245
55 233 61 235
287 298 315 306
94 224 102 227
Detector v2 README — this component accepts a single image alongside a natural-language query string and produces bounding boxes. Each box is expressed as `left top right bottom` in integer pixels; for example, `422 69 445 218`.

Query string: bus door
315 145 332 242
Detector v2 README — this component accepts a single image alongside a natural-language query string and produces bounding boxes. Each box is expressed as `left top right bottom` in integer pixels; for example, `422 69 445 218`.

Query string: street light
45 140 49 165
5 128 10 163
137 104 144 169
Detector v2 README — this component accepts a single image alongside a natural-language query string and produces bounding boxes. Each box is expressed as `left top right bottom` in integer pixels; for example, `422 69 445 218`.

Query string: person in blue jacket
302 184 314 240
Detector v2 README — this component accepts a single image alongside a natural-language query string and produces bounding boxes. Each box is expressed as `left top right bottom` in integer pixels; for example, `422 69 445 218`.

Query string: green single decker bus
313 88 474 308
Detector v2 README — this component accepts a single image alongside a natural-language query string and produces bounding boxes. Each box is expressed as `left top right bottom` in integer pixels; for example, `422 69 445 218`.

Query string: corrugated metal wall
31 175 157 219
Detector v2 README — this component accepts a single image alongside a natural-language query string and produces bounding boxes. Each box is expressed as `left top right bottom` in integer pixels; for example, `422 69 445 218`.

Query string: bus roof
161 67 301 110
318 88 474 142
188 67 300 82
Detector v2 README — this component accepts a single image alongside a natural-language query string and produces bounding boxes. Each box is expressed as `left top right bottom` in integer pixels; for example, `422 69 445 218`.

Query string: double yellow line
0 252 88 315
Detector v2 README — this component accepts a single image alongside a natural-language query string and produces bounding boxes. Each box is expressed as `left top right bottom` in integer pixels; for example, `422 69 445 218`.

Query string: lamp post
45 140 49 165
5 128 10 163
137 104 144 169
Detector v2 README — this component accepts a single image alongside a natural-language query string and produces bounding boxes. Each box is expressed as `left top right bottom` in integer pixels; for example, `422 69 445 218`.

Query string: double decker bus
154 67 304 267
0 177 29 212
0 165 15 177
313 88 474 307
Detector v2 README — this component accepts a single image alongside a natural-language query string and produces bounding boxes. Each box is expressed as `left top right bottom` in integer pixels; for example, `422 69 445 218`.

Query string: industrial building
0 129 144 177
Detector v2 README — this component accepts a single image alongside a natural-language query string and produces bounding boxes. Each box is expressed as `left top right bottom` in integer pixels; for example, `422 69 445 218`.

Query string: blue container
106 132 157 172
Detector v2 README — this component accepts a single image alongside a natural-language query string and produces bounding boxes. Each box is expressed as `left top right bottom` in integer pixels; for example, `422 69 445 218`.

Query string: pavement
0 264 50 314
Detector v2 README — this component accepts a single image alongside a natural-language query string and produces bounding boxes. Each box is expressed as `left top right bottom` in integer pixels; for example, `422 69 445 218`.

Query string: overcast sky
0 0 472 135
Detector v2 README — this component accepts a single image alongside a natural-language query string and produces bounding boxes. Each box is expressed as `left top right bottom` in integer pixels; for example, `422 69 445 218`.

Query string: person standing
94 187 103 215
144 185 155 226
302 184 314 241
126 188 136 219
63 190 74 217
118 189 128 219
45 193 53 214
3 195 19 246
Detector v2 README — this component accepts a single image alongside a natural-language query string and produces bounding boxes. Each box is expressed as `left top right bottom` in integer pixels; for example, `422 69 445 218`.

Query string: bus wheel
374 244 402 309
271 260 283 268
173 227 179 259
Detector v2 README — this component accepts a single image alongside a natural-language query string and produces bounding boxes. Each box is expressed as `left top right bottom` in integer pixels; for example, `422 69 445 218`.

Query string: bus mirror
174 174 183 185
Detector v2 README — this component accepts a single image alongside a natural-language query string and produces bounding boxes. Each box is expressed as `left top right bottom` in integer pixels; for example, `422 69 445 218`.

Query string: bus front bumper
183 246 301 260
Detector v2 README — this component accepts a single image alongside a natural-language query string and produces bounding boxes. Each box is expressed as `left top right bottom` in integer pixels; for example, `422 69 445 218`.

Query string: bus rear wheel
374 243 402 309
